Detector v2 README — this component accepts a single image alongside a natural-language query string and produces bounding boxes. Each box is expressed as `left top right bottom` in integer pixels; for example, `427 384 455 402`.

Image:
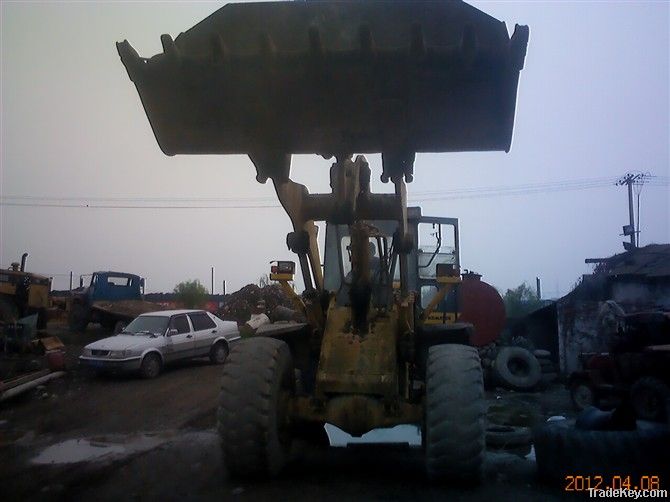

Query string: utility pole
616 172 647 250
211 267 215 295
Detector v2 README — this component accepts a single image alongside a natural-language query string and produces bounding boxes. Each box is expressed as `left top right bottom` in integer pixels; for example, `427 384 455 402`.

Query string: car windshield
123 315 169 336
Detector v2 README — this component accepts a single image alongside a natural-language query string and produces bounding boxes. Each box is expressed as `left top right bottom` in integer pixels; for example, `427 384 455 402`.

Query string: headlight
83 348 93 357
109 350 126 359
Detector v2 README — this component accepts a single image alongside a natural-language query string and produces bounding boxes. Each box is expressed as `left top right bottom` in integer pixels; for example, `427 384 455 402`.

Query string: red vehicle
568 311 670 422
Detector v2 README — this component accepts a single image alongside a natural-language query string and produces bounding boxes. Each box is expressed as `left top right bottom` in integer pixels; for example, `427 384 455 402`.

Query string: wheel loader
118 0 528 482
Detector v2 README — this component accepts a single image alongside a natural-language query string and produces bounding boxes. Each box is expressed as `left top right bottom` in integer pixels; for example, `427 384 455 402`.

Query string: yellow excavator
119 0 528 482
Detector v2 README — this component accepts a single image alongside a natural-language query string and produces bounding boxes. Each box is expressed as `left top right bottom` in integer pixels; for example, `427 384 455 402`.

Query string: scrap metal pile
217 283 294 325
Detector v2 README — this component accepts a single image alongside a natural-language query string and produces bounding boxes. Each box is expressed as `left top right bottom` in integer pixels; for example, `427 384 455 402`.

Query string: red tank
459 272 506 347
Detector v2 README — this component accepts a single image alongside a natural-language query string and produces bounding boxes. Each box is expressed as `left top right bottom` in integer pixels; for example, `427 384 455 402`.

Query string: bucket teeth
116 40 142 81
160 34 179 59
510 24 530 71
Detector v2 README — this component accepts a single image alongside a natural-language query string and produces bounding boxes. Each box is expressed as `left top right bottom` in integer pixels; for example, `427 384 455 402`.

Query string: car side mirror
168 328 178 337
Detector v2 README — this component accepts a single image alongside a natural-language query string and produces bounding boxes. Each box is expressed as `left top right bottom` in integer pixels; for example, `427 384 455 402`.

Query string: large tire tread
425 344 485 483
218 337 294 478
534 419 670 483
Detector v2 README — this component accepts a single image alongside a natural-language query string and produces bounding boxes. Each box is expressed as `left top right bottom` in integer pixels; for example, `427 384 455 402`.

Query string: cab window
189 313 216 331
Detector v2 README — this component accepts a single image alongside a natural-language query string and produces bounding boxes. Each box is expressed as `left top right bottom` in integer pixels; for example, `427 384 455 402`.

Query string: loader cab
407 208 461 324
321 208 459 314
323 221 398 308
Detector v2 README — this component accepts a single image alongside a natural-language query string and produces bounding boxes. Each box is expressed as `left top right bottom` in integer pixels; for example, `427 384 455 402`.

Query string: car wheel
209 342 229 364
140 353 161 379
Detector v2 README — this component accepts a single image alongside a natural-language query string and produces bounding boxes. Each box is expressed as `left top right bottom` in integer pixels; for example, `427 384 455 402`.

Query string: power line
0 175 666 209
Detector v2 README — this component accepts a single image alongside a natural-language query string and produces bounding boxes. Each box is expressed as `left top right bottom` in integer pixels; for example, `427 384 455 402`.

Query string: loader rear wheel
425 344 485 484
218 337 294 478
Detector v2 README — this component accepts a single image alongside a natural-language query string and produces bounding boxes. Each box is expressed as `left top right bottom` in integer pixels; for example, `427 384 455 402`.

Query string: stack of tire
534 412 670 485
485 424 532 452
534 349 559 388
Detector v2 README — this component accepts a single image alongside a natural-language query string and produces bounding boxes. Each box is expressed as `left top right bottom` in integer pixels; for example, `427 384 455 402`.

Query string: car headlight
83 348 93 357
109 350 127 359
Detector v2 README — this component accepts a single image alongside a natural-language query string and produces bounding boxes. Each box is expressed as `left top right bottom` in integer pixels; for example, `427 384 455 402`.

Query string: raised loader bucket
118 0 528 157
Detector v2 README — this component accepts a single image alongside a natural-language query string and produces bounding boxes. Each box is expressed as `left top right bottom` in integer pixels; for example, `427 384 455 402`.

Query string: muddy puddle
32 433 168 465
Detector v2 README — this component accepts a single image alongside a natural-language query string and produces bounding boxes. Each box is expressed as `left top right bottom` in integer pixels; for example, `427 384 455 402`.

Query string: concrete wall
557 300 608 374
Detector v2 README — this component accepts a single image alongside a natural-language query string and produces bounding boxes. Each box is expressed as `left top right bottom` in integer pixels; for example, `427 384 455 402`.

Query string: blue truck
68 271 160 332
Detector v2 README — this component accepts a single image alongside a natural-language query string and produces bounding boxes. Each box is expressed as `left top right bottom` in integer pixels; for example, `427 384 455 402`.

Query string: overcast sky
1 0 668 298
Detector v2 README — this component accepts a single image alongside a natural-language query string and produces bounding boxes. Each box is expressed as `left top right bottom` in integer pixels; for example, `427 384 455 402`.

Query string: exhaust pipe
20 253 28 272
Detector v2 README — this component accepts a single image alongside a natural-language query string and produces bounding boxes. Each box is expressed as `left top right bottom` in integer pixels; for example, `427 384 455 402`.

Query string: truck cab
69 271 147 332
83 272 144 302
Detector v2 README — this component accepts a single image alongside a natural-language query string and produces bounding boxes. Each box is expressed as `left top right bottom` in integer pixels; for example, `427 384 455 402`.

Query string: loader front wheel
218 337 294 478
425 344 486 484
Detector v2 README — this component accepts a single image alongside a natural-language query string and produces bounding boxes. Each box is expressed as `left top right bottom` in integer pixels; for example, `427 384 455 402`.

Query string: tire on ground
425 344 485 484
218 337 294 478
486 425 532 449
534 419 670 483
492 347 541 391
630 377 670 422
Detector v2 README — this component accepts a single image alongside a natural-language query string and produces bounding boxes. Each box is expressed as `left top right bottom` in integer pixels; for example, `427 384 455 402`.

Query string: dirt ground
1 322 579 501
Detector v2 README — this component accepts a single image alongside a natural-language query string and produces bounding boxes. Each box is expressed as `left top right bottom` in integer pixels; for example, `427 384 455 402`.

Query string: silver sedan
79 309 240 378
